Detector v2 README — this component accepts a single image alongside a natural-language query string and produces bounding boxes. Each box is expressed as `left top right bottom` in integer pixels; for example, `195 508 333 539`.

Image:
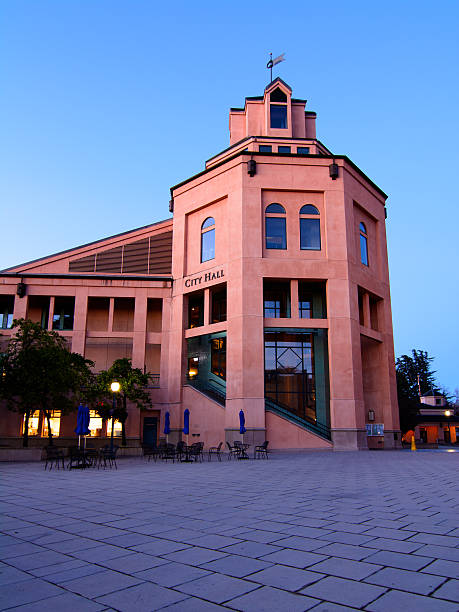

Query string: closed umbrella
75 405 91 449
239 410 246 444
183 408 190 445
164 411 170 444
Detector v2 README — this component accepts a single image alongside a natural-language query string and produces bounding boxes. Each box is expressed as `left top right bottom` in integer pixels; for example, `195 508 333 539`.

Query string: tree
0 319 95 446
95 358 152 446
395 349 437 434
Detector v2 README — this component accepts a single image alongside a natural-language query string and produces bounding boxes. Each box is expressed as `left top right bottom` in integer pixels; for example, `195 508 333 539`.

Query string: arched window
201 217 215 262
300 205 321 250
359 222 368 266
265 203 286 249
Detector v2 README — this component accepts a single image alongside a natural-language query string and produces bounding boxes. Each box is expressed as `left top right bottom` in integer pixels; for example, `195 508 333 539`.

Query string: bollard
411 435 417 451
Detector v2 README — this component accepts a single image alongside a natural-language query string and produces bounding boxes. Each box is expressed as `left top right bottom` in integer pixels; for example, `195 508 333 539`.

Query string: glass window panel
259 145 272 152
43 411 61 437
300 204 319 215
202 217 215 230
107 418 122 437
201 228 215 262
297 147 310 154
52 297 75 331
266 217 287 249
270 105 287 129
0 295 14 329
300 218 321 250
211 337 226 379
266 203 285 214
360 234 369 266
24 411 41 436
359 222 367 234
278 146 291 153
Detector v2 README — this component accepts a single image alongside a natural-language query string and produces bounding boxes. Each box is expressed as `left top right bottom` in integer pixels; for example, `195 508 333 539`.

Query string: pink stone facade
0 79 400 451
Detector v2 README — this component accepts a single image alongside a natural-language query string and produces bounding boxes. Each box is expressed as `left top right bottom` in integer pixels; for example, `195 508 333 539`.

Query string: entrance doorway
143 417 158 447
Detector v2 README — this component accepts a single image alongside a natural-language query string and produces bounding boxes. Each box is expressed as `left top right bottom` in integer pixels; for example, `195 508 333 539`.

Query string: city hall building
0 79 400 451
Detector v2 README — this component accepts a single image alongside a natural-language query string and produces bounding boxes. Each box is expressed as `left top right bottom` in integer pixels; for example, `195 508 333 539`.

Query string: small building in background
0 79 401 451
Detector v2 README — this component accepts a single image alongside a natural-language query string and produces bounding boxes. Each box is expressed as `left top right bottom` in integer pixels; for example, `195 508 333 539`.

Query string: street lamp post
110 381 120 452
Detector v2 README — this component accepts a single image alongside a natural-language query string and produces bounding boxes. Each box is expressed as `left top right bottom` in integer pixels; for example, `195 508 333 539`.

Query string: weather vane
267 52 285 83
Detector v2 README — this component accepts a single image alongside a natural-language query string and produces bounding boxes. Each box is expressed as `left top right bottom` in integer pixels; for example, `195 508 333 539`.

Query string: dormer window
270 105 287 129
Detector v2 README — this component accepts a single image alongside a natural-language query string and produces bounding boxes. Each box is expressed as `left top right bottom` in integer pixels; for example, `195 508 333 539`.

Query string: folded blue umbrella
75 405 90 436
164 411 170 435
183 409 190 435
239 410 246 434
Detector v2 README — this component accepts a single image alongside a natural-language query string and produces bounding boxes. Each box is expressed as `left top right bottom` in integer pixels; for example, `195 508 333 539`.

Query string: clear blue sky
1 1 458 393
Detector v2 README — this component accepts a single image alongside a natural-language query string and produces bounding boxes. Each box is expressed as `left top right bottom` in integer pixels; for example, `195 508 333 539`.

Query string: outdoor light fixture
16 281 26 298
109 381 120 451
110 381 120 393
329 162 339 180
444 410 452 417
368 410 375 422
247 159 257 177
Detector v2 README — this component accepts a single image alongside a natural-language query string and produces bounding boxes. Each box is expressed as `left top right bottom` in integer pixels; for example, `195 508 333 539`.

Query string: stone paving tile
134 560 211 587
226 585 320 611
363 537 424 554
4 549 73 571
175 572 259 604
432 579 459 603
0 542 45 559
403 522 455 535
95 581 188 611
364 550 434 571
414 544 459 562
408 533 459 547
317 531 375 546
130 538 191 556
309 557 382 580
219 541 281 558
268 536 326 552
44 536 103 553
28 558 88 577
187 533 243 549
100 532 156 548
310 604 359 611
312 542 374 561
364 566 447 595
365 588 459 612
259 548 328 569
200 554 273 578
225 529 283 544
100 552 170 573
162 596 228 611
0 564 31 586
59 568 143 598
42 563 106 585
162 546 229 566
248 564 324 590
301 575 386 608
7 591 106 611
421 559 459 579
326 521 372 534
362 527 417 540
0 577 65 609
71 543 131 563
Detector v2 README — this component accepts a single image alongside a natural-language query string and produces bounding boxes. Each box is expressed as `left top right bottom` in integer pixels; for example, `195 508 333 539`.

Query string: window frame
300 205 321 251
265 203 287 250
359 222 369 266
201 217 215 263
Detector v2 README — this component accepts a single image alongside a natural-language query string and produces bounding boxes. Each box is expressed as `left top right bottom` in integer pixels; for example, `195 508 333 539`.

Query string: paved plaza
0 450 458 611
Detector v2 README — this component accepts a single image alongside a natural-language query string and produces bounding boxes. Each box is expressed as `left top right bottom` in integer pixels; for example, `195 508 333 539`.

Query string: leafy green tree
0 319 95 446
395 349 437 434
95 358 152 446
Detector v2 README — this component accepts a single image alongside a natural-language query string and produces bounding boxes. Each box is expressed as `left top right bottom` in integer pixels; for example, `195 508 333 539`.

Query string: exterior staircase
265 398 331 441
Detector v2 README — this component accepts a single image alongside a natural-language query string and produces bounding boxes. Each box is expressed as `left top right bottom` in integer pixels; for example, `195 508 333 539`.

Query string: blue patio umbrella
239 410 246 434
164 411 170 443
183 409 190 436
75 405 90 448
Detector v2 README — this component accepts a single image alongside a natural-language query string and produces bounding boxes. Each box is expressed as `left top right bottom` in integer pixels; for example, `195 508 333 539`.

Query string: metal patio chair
254 440 269 459
44 446 65 470
208 441 223 461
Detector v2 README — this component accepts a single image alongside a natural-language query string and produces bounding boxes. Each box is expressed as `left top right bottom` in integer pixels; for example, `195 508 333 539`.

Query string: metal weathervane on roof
267 52 285 83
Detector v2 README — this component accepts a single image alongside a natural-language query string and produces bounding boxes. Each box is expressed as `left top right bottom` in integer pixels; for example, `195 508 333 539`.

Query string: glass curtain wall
264 329 329 429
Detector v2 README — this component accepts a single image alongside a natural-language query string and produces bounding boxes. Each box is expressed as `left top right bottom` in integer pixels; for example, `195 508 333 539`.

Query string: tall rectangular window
360 234 369 266
188 293 204 329
211 287 227 323
299 282 327 318
264 281 290 318
265 217 286 249
52 297 75 331
211 338 226 379
300 218 321 250
0 295 14 329
270 105 287 129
